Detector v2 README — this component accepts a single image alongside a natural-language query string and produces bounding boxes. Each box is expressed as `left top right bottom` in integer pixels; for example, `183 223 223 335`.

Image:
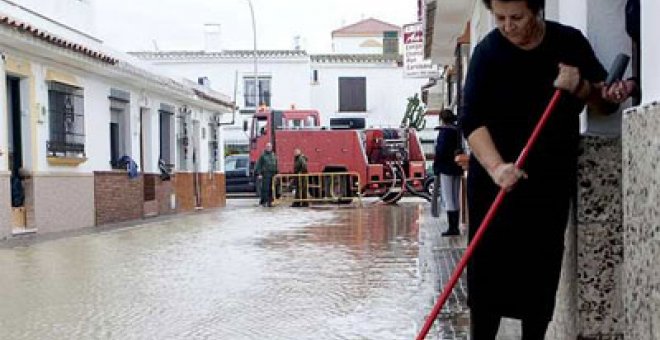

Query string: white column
642 0 659 102
558 0 587 33
0 56 7 172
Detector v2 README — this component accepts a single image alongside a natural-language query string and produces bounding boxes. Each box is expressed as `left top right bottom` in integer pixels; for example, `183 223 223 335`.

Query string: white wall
585 0 631 135
310 63 425 127
14 61 223 175
333 36 383 54
147 58 312 132
557 0 588 33
470 2 494 51
0 59 6 172
643 0 659 102
0 0 98 45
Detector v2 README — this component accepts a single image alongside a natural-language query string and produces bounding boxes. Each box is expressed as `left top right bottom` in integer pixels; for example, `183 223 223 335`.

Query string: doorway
6 76 26 229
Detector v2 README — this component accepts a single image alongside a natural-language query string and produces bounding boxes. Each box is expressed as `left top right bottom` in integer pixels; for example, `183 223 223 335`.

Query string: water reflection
0 201 444 339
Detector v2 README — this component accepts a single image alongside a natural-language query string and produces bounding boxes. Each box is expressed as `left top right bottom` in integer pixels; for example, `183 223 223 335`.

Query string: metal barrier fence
272 172 362 205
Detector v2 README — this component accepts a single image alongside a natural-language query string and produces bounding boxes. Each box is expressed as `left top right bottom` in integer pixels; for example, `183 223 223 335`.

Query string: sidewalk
421 205 520 339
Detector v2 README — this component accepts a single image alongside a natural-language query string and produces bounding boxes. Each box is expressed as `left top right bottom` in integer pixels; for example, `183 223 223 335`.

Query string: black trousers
292 176 308 207
260 174 274 205
470 309 549 340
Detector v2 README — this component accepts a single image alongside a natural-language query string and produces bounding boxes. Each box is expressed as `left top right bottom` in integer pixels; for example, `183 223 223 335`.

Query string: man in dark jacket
255 142 278 207
292 148 309 207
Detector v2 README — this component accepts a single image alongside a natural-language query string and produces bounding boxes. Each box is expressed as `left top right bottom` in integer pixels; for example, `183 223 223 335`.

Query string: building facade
331 18 401 55
0 0 233 239
129 50 311 153
310 54 426 128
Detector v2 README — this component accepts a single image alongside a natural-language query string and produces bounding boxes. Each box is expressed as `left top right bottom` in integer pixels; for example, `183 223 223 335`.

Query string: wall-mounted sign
403 22 440 78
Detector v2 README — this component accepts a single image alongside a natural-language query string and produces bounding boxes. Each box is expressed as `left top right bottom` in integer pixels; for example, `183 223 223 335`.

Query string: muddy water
0 201 442 339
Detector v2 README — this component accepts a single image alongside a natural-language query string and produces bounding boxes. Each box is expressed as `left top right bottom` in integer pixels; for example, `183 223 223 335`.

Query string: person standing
292 148 309 207
459 0 633 338
433 109 464 236
255 142 278 207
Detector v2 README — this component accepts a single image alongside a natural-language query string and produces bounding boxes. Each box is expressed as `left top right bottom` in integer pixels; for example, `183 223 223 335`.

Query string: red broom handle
416 90 563 340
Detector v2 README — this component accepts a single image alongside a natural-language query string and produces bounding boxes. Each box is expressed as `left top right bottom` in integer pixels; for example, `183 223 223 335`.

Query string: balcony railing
46 140 85 157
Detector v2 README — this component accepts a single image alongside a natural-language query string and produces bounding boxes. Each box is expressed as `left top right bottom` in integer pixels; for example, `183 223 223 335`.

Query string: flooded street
0 200 466 340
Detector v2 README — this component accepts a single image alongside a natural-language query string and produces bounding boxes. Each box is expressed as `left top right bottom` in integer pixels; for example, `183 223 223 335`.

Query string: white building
133 18 427 152
332 18 401 55
311 53 425 128
0 0 234 238
129 50 311 152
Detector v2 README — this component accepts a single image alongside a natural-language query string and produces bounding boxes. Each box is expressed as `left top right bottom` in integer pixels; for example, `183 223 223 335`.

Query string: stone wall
174 172 226 212
201 173 226 209
157 175 176 216
174 172 195 212
550 136 625 340
94 171 144 226
0 172 11 239
548 210 579 340
143 173 177 217
33 173 95 234
576 136 625 339
622 102 660 340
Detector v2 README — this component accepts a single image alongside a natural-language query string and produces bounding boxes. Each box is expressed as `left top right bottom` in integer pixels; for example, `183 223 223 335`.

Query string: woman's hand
601 79 637 103
488 163 527 191
554 63 581 93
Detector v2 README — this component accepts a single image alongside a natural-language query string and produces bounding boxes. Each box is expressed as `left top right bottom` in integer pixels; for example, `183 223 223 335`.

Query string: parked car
225 154 256 193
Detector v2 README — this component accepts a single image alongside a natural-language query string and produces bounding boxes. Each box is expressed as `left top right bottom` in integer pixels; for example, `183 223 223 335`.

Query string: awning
425 0 476 65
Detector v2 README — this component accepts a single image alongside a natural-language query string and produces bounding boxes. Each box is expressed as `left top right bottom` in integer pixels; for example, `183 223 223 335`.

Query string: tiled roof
311 54 402 64
332 18 401 36
0 14 233 110
129 50 308 61
0 15 118 64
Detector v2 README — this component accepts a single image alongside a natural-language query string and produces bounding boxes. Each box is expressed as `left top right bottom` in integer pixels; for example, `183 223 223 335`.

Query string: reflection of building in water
305 204 421 251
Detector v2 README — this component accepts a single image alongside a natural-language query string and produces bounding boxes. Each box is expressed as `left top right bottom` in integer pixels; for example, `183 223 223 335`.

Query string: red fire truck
246 107 428 203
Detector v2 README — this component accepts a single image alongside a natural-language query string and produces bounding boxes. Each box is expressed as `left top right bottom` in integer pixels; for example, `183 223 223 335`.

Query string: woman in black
433 109 464 236
460 0 633 338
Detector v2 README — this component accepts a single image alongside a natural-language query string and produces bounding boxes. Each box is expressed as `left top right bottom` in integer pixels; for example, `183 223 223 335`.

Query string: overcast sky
94 0 418 53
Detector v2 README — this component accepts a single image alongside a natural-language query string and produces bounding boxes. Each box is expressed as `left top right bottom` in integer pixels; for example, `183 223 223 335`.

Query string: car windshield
225 157 247 171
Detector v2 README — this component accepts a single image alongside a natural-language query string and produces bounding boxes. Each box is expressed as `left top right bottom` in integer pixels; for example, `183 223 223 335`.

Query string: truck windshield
253 117 268 137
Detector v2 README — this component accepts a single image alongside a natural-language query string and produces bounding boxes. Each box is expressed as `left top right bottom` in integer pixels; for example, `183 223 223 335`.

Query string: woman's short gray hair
482 0 545 14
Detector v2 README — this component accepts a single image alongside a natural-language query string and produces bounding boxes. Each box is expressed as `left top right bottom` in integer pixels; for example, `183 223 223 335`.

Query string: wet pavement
0 198 509 339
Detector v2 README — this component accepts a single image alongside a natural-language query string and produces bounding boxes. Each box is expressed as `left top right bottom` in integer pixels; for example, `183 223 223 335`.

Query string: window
244 76 271 108
208 122 219 171
383 31 399 54
338 77 367 112
177 115 189 171
159 105 174 165
250 116 268 138
312 70 319 84
47 82 85 157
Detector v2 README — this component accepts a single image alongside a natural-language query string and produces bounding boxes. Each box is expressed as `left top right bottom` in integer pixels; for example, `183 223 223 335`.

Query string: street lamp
246 0 259 110
246 0 273 148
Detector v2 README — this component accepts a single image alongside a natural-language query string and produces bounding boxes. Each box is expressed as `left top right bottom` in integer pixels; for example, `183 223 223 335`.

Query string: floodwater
0 200 451 340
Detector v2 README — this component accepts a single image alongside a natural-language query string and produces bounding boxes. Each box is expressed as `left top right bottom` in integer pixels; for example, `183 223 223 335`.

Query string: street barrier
272 172 362 205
